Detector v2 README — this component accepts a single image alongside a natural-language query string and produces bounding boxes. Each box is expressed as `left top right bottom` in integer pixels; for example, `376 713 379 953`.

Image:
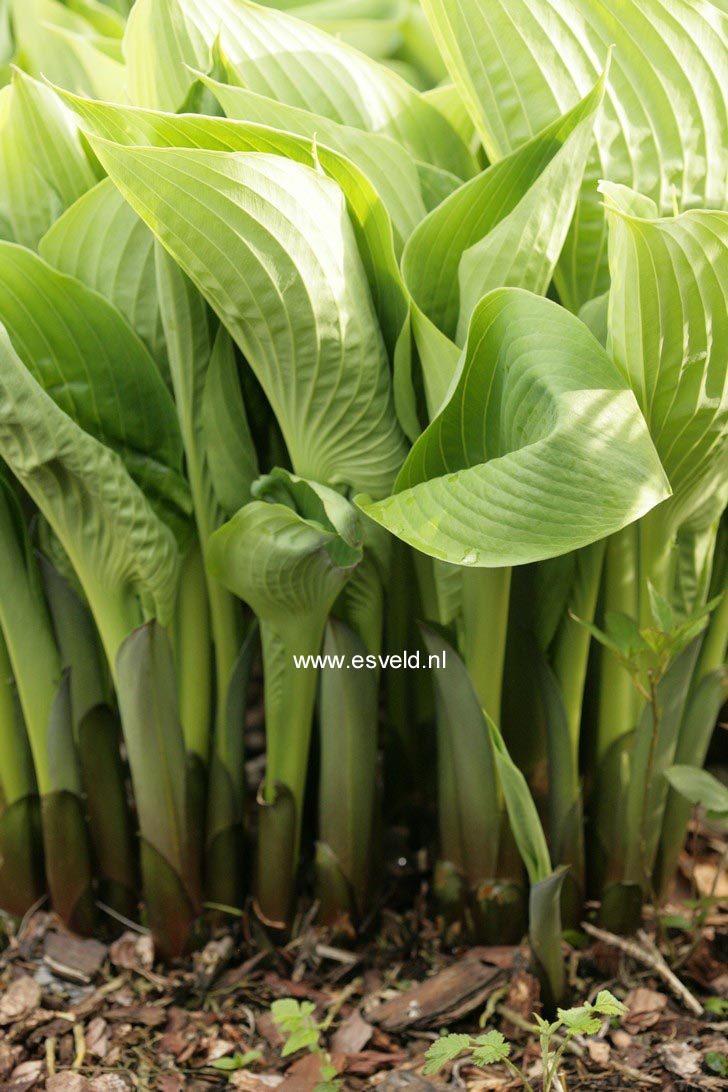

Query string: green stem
553 541 606 755
79 575 141 684
41 561 137 918
0 493 61 797
261 621 324 855
694 575 728 684
636 675 661 893
317 620 378 919
0 630 35 807
596 526 641 763
505 1058 535 1092
175 542 212 762
461 566 512 724
545 1035 571 1092
385 540 421 775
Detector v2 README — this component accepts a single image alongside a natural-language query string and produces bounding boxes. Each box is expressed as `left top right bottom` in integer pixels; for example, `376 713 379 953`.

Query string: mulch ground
1 821 727 1091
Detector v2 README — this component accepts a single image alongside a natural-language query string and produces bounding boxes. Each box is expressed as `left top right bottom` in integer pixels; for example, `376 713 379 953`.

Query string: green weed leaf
423 1034 471 1074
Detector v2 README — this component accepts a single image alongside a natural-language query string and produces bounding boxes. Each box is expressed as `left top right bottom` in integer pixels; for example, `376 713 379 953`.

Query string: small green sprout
271 998 342 1092
212 1049 263 1073
424 989 627 1092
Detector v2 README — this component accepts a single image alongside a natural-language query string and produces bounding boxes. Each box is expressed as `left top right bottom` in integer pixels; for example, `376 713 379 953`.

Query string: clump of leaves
424 990 627 1092
271 998 341 1091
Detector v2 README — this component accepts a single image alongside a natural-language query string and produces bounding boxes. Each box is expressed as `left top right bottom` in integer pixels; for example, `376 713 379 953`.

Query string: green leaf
402 70 606 414
403 70 605 374
10 0 124 99
87 133 407 498
420 0 728 309
602 184 728 534
604 613 648 660
487 717 551 885
211 1050 262 1071
0 242 189 530
420 625 500 886
37 24 126 101
281 1027 321 1057
53 92 411 372
705 1052 728 1078
272 998 317 1031
471 1030 510 1067
557 1006 601 1035
0 70 98 248
592 990 628 1017
124 0 475 176
0 325 181 663
201 325 259 518
208 470 362 640
39 179 170 382
360 289 670 567
529 866 568 1007
423 1033 471 1074
196 72 427 252
647 582 674 635
664 765 728 819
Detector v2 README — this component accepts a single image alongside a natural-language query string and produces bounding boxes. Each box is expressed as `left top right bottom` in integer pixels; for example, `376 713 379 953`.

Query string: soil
0 835 727 1092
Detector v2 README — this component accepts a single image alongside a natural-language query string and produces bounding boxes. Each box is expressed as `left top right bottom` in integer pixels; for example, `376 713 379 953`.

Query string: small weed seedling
424 989 627 1092
271 998 341 1091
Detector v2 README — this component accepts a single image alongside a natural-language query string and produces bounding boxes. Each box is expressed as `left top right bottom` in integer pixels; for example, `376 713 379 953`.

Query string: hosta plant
0 0 723 1002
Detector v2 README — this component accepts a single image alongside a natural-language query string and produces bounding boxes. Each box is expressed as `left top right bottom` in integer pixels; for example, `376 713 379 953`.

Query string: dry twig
581 921 703 1016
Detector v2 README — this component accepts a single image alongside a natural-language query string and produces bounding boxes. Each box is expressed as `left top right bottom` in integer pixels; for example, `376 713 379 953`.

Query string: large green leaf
0 71 98 247
405 73 605 341
263 0 413 64
0 326 181 662
421 0 728 310
208 469 362 642
11 0 125 99
603 183 728 535
0 242 188 526
39 179 170 381
54 93 411 367
360 289 670 566
88 135 407 497
402 73 605 413
196 71 426 251
123 0 475 176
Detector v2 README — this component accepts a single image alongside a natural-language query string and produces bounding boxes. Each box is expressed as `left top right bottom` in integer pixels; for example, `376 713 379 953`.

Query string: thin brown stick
581 921 703 1016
